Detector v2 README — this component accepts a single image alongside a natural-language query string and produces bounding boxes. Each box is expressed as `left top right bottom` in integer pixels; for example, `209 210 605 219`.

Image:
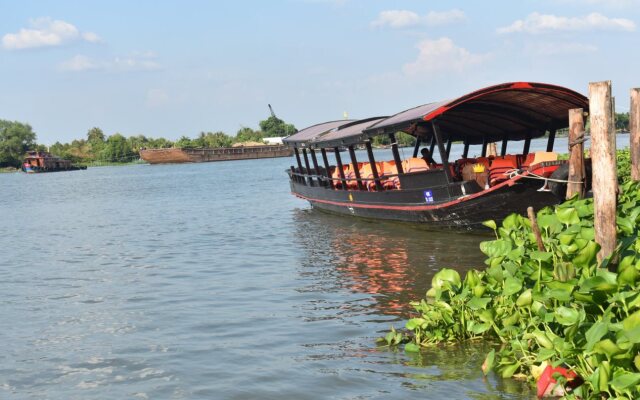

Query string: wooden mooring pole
567 108 586 199
589 81 617 265
631 88 640 182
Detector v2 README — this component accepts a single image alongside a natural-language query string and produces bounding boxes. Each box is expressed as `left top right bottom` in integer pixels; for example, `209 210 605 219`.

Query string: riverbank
0 167 19 173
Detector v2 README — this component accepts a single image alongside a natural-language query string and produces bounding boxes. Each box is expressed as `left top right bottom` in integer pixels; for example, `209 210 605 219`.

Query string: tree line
0 115 296 167
1 112 632 168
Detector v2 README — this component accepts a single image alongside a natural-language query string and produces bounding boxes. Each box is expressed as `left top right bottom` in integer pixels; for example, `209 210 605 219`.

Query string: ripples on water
1 155 535 399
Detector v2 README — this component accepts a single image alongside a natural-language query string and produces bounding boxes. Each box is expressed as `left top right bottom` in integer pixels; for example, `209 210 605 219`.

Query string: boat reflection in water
292 208 534 397
293 208 487 318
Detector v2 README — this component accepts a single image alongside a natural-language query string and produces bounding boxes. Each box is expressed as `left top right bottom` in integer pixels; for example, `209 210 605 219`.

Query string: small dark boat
283 82 590 230
21 151 86 173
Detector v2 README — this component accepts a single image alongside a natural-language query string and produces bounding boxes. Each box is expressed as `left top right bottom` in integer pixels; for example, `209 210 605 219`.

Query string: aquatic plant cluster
382 179 640 398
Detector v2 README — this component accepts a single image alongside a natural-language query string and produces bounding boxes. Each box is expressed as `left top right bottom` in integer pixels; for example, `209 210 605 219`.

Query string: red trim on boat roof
422 81 587 123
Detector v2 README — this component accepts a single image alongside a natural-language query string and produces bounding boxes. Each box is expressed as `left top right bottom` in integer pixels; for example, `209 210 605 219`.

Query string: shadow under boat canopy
283 82 589 149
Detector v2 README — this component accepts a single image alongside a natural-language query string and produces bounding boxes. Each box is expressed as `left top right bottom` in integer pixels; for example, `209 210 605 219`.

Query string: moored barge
139 145 293 164
284 82 590 230
21 151 86 173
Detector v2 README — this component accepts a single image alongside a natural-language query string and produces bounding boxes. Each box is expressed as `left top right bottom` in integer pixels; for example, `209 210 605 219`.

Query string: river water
5 134 632 399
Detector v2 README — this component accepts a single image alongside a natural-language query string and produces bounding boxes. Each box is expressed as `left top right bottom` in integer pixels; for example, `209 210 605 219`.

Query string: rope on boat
506 169 583 192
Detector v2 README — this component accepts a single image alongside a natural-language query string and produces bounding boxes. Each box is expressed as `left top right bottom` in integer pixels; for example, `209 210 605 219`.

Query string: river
4 133 631 399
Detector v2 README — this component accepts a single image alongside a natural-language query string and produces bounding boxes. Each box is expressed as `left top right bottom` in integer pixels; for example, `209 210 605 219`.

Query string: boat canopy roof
282 120 353 146
283 82 589 148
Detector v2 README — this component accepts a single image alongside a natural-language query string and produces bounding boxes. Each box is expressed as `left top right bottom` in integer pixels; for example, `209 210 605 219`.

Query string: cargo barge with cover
139 144 293 164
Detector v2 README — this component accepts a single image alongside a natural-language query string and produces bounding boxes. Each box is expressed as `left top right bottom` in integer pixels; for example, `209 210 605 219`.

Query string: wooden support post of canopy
365 141 384 191
631 88 640 182
566 108 586 199
294 148 304 184
546 129 557 152
388 133 404 174
309 149 321 186
462 139 470 159
334 147 347 190
320 148 334 189
429 135 436 156
412 137 422 158
523 134 531 155
589 81 617 265
431 122 453 183
500 135 508 157
302 148 314 186
348 145 366 191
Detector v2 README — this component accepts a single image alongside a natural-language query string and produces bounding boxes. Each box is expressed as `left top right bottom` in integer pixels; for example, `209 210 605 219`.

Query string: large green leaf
480 240 513 258
529 251 553 262
503 277 522 297
585 320 609 351
431 268 461 291
593 339 623 358
610 372 640 391
572 241 599 268
554 306 580 326
556 207 580 225
467 296 491 311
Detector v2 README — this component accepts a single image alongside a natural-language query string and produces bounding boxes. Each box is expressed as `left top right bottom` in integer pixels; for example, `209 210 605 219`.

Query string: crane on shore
268 104 277 119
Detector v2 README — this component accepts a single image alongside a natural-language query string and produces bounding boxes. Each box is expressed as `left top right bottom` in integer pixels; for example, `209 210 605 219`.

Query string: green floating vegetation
380 179 640 399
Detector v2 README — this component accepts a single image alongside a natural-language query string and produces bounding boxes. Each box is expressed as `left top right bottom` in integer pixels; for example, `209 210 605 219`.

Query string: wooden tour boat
21 151 86 173
284 82 590 230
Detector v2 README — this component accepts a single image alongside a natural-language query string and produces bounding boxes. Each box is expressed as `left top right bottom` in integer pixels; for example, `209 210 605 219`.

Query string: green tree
87 127 105 156
87 127 105 143
0 119 37 167
615 112 629 131
148 137 173 148
201 131 232 148
234 127 264 143
101 133 135 162
126 135 148 154
175 135 195 148
259 116 296 138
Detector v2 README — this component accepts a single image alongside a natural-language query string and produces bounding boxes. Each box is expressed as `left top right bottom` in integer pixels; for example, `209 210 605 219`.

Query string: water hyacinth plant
380 180 640 399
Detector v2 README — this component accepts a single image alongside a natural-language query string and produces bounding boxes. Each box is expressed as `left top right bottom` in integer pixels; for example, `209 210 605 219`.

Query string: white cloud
58 55 98 71
403 37 487 75
2 17 100 50
371 9 465 29
371 10 421 28
58 52 161 73
497 12 635 34
424 9 466 26
528 42 598 56
146 89 170 108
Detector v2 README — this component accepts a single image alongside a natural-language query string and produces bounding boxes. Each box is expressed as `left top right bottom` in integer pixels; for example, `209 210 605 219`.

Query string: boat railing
289 167 412 190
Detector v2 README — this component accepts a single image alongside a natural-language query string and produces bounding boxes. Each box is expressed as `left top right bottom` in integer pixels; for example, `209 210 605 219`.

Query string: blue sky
1 0 639 145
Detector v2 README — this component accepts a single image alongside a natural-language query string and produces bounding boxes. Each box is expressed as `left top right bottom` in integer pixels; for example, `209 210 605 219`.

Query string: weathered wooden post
631 88 640 181
527 207 545 251
566 108 586 199
589 81 617 265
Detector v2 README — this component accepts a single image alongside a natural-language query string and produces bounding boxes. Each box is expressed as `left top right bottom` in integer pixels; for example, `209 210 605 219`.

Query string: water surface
1 156 539 399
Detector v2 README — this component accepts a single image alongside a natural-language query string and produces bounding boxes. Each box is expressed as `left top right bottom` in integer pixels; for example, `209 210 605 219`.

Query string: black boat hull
290 176 560 230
